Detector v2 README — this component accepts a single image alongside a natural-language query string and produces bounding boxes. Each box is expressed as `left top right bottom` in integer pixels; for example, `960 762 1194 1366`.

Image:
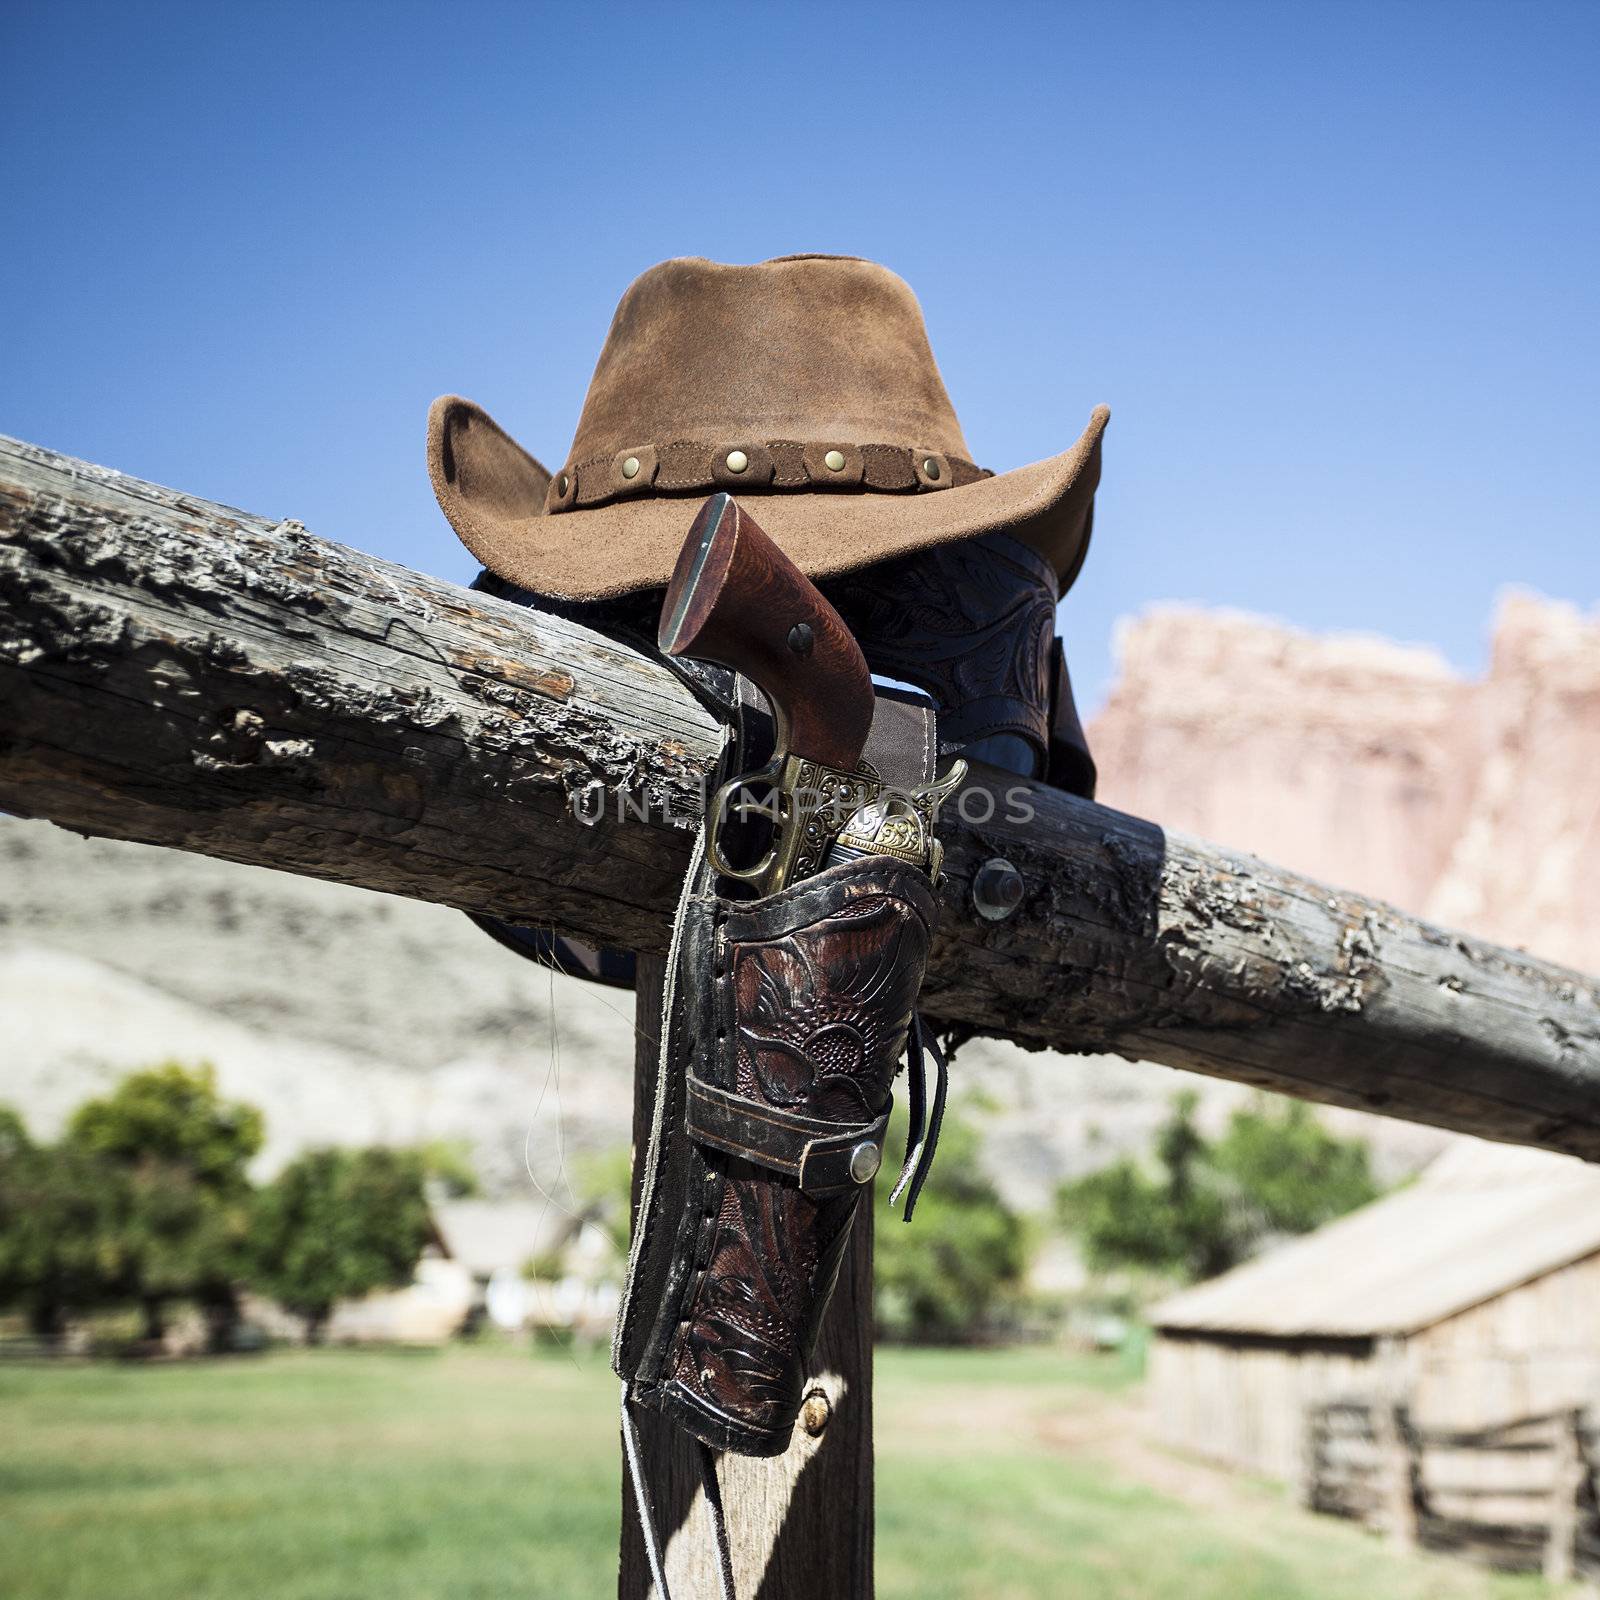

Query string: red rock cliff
1088 591 1600 976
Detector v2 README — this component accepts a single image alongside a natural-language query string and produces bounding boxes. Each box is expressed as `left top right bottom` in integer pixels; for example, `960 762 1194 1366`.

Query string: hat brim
429 396 1108 602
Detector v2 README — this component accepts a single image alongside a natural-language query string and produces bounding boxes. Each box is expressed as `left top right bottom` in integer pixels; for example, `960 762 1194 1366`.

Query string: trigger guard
707 764 783 885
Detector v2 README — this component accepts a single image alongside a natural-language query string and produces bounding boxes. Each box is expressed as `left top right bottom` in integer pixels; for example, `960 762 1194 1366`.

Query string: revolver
660 492 960 893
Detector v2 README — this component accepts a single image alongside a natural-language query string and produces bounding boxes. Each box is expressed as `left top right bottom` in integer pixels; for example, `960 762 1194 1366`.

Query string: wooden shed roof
1151 1139 1600 1338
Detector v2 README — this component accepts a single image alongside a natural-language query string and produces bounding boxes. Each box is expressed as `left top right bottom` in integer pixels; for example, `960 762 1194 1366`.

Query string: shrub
252 1147 433 1343
874 1106 1030 1343
1057 1090 1381 1284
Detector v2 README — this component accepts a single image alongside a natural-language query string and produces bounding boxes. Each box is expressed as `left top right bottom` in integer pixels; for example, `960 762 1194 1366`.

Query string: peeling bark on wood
5 433 1600 1160
0 434 710 955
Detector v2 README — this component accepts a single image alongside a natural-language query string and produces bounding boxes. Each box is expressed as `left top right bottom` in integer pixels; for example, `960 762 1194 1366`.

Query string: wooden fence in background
1306 1400 1599 1582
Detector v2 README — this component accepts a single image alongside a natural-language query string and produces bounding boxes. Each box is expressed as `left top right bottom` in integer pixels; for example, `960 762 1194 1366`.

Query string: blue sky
3 0 1596 709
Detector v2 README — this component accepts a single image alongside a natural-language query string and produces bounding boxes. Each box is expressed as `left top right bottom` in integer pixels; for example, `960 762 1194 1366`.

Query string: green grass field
0 1342 1563 1600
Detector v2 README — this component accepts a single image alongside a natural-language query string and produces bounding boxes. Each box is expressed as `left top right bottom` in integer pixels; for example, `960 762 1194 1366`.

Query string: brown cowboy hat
429 254 1109 601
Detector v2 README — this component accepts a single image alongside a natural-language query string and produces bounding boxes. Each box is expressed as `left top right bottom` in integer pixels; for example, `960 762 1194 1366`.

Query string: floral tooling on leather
670 885 931 1433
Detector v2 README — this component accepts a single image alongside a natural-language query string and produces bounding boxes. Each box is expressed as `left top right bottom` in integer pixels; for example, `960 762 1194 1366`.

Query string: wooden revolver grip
659 494 875 773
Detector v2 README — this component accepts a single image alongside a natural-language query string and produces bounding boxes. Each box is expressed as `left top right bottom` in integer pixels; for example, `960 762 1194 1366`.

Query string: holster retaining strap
685 1074 889 1196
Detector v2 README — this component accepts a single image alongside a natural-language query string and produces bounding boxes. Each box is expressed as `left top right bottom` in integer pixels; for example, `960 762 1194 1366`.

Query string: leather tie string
889 1011 947 1221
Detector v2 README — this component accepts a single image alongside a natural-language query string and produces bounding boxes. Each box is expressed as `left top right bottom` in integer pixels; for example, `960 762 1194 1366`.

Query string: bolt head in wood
973 857 1024 920
788 622 814 656
801 1389 832 1436
725 449 749 474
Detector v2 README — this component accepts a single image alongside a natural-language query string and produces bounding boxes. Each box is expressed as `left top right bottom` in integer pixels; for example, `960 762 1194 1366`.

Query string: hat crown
568 256 973 468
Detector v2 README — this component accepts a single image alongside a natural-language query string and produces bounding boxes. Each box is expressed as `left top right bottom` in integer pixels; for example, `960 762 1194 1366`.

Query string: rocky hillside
1091 590 1600 976
3 590 1592 1209
0 824 636 1196
0 816 1237 1210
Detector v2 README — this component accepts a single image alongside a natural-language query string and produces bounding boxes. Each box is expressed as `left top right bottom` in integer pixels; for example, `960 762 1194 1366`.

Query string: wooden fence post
1373 1403 1421 1549
1298 1405 1324 1512
1373 1343 1421 1552
1545 1408 1585 1585
620 955 875 1599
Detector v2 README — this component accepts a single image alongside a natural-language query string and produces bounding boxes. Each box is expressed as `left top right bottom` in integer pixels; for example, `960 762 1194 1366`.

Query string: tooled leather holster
614 689 942 1457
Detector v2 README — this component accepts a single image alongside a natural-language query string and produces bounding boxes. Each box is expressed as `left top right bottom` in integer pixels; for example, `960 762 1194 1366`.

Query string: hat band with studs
546 439 990 513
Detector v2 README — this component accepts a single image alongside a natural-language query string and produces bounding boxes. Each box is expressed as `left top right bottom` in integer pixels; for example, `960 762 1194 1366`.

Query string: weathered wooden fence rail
5 433 1600 1159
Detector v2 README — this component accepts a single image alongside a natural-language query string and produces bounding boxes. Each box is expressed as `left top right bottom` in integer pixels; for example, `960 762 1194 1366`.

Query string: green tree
1213 1097 1381 1236
0 1109 134 1344
575 1145 634 1245
0 1105 31 1163
1058 1091 1381 1285
252 1148 432 1343
874 1107 1030 1344
69 1061 263 1187
66 1063 264 1346
418 1138 480 1199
